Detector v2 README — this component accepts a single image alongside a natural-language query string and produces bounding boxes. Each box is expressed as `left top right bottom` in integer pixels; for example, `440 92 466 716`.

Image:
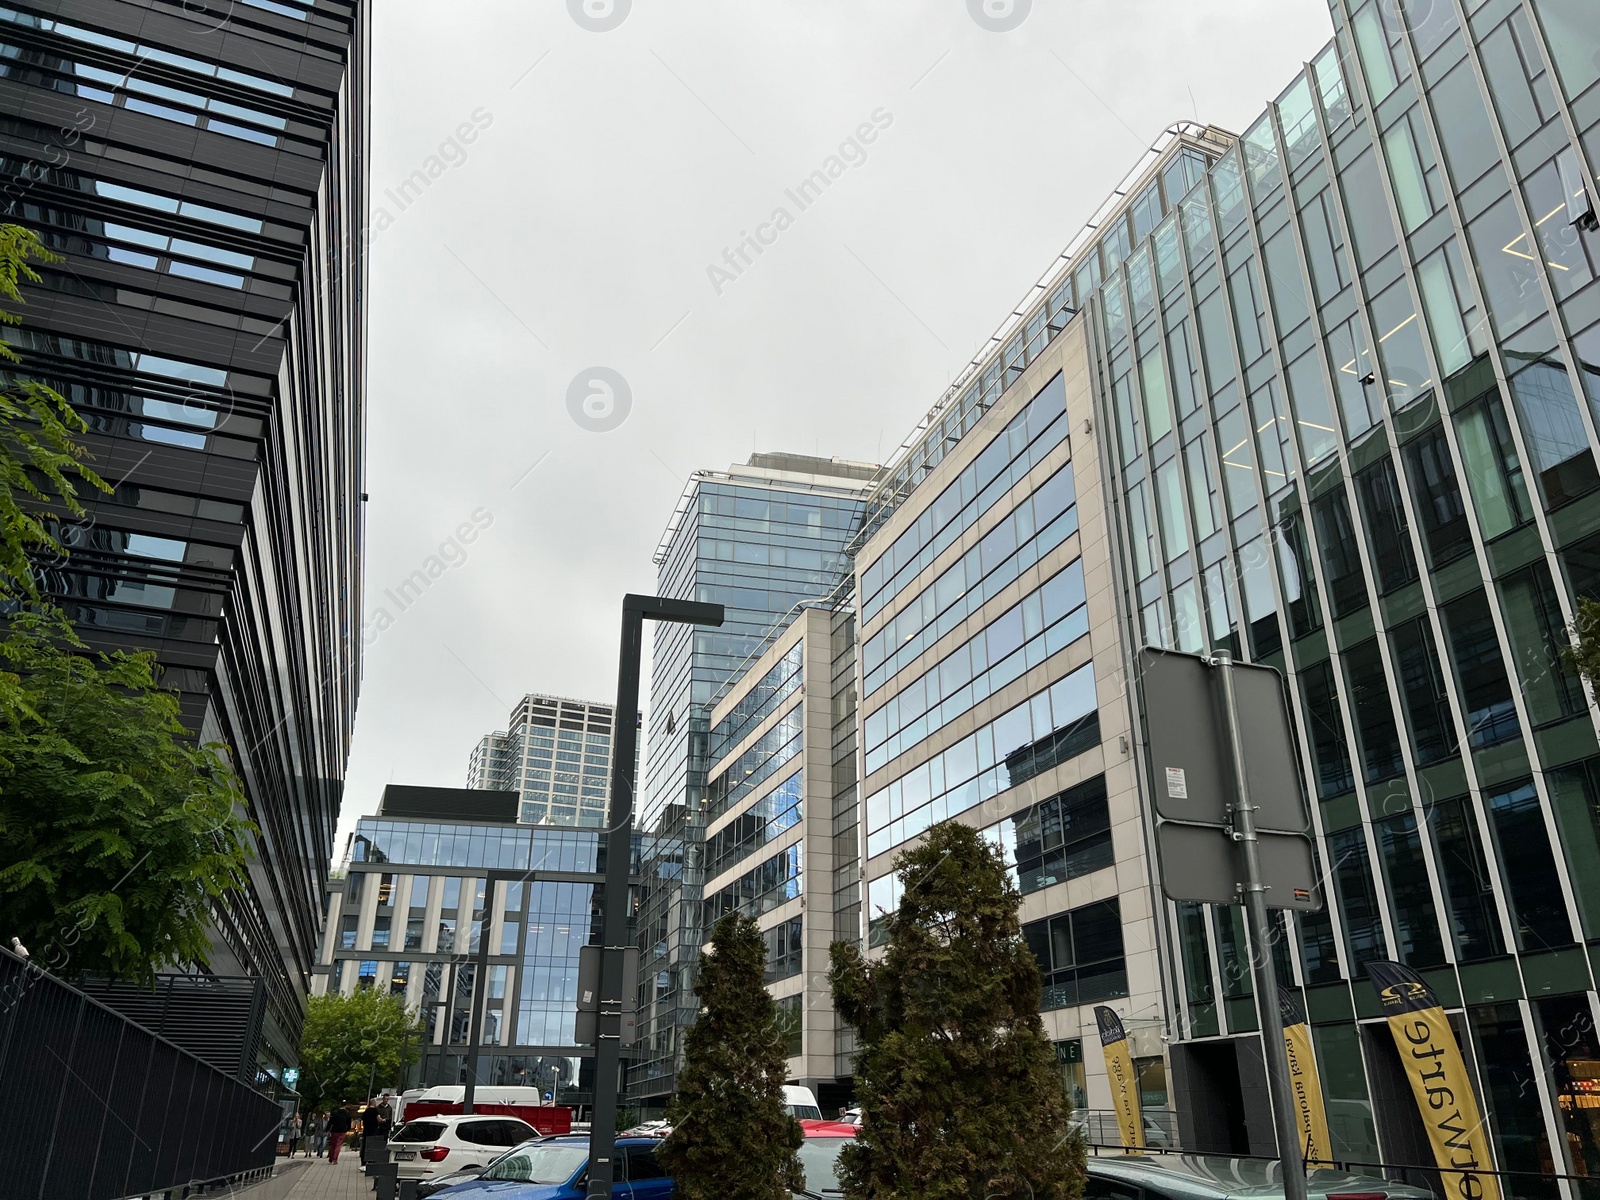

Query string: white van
783 1085 822 1120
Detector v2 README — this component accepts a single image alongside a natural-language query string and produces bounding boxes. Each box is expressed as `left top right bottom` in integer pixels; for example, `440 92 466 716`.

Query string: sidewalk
281 1152 371 1200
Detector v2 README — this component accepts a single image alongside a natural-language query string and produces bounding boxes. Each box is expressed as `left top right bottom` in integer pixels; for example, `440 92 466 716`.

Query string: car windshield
797 1137 850 1194
788 1104 823 1120
391 1121 445 1143
481 1144 587 1184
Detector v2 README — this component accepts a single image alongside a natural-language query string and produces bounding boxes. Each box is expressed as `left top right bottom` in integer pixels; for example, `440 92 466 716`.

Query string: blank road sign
1156 823 1322 911
1137 647 1309 834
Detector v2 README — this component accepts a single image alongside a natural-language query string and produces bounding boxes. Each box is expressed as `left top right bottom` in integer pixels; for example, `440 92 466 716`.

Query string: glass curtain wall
1086 0 1600 1172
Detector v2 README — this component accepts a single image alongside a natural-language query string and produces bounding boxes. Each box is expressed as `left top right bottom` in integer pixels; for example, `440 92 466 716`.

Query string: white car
387 1113 539 1182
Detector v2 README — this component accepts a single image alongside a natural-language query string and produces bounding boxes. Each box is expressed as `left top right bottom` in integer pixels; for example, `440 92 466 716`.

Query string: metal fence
1083 1144 1597 1200
0 949 280 1200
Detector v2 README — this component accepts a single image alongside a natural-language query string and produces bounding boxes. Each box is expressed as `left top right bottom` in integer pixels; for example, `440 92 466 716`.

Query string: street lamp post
587 594 723 1200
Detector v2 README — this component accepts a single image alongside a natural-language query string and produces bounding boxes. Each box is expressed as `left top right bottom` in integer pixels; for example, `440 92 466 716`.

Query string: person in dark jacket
327 1105 353 1164
360 1097 393 1164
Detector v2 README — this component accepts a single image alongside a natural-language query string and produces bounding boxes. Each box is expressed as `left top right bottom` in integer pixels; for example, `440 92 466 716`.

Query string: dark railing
1083 1143 1593 1200
0 948 280 1200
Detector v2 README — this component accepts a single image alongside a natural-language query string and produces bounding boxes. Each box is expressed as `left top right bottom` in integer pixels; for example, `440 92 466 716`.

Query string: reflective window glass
1487 780 1575 950
1303 659 1355 798
1441 589 1520 748
1344 639 1405 783
1328 827 1389 966
1425 798 1504 961
1454 389 1532 538
1376 812 1446 967
1389 617 1456 766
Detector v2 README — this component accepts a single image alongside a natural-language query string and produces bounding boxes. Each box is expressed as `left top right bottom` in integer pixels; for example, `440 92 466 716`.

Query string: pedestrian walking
327 1105 353 1164
286 1112 303 1157
308 1110 328 1157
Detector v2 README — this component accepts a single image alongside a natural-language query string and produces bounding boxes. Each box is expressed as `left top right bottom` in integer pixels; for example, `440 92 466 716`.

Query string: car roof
398 1113 534 1128
1086 1154 1432 1200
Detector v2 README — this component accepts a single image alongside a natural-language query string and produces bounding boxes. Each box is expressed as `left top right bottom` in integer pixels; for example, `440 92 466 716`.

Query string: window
1344 640 1406 784
1140 348 1173 444
1328 828 1388 968
1454 388 1531 533
624 1146 669 1181
1312 487 1370 617
1403 425 1473 565
763 916 804 983
1185 433 1221 541
1466 195 1548 340
358 961 378 990
1009 775 1114 894
1274 509 1322 638
1301 659 1355 798
1023 899 1127 1010
1506 359 1599 509
1487 781 1575 950
1355 457 1418 592
1441 590 1520 748
1382 116 1434 233
1546 759 1600 938
390 962 410 996
1426 798 1504 961
339 914 358 950
1176 901 1214 1004
1499 563 1586 726
1340 150 1399 271
1375 814 1445 967
775 994 802 1057
1238 536 1283 660
1389 618 1456 765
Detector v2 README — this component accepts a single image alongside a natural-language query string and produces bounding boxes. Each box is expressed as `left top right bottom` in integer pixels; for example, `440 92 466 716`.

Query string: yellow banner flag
1277 988 1334 1168
1367 962 1501 1200
1094 1005 1144 1151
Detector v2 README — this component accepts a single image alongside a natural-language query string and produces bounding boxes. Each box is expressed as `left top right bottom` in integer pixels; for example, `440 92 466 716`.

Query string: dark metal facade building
0 0 368 1070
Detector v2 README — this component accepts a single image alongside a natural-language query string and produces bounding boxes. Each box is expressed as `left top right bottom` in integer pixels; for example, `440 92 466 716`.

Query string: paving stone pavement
279 1151 372 1200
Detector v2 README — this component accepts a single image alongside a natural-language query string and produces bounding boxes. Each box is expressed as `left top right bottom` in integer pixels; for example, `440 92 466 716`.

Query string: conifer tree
830 820 1086 1200
659 912 804 1200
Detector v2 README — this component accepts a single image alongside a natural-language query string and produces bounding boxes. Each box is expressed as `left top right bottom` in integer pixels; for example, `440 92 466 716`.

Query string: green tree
0 224 109 598
829 821 1085 1200
1566 596 1600 690
658 913 803 1200
298 990 422 1113
0 224 254 982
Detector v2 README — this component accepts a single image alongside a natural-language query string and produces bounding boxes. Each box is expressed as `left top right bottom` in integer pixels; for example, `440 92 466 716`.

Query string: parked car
428 1135 671 1198
792 1119 857 1199
414 1163 488 1198
620 1119 673 1138
1083 1153 1435 1200
388 1113 540 1184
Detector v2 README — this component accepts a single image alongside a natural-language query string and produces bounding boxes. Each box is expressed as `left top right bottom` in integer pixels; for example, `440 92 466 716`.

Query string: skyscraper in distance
468 693 623 827
630 452 881 1107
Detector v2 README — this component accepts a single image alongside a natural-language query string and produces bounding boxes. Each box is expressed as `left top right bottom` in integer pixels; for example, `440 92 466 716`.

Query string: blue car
433 1136 673 1199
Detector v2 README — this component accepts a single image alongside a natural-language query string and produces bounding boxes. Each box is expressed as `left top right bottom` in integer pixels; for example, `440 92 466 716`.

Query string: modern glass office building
0 0 368 1069
315 786 615 1104
850 297 1173 1126
1060 0 1600 1181
468 694 621 827
630 452 880 1106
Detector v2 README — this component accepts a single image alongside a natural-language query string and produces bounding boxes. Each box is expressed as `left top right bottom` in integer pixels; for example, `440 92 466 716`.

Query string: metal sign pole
1214 651 1308 1200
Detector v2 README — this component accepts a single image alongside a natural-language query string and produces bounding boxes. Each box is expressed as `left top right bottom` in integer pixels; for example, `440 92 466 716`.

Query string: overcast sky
338 0 1336 863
